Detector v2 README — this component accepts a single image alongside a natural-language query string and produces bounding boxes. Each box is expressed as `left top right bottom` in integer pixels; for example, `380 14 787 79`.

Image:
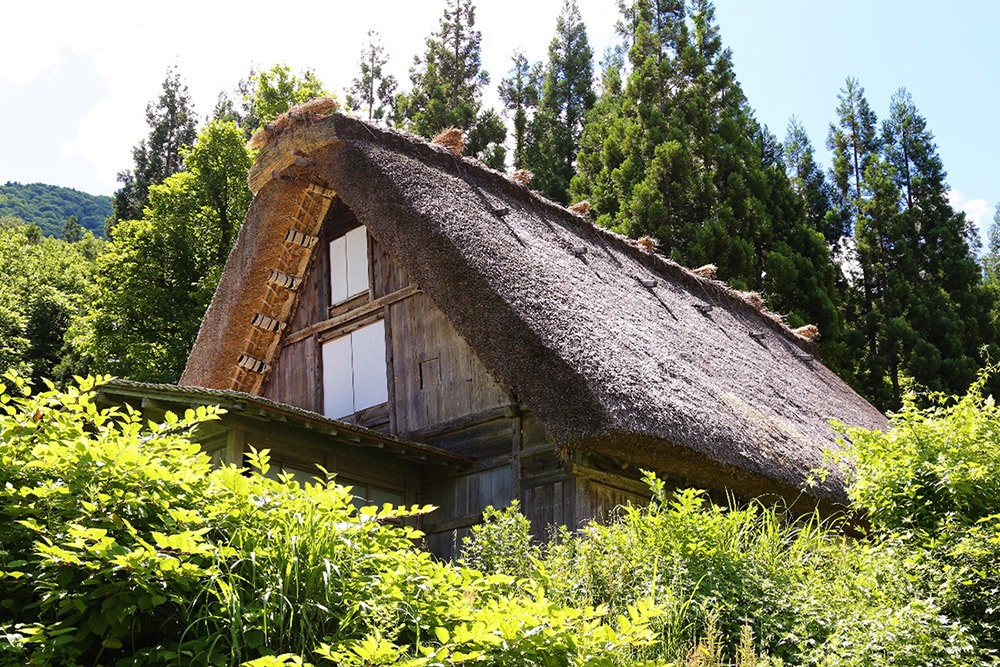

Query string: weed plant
0 374 662 666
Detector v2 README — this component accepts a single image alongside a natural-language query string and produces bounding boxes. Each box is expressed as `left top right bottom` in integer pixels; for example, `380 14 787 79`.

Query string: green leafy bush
0 374 662 666
464 473 980 665
837 371 1000 655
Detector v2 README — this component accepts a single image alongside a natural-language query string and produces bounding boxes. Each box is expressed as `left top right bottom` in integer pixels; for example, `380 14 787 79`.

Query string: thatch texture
183 113 887 505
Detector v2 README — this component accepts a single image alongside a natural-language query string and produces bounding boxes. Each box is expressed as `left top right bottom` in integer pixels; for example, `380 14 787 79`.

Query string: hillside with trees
0 182 111 237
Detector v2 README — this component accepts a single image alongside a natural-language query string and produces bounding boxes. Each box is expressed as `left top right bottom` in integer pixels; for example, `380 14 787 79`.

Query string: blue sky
714 1 999 238
1 1 995 237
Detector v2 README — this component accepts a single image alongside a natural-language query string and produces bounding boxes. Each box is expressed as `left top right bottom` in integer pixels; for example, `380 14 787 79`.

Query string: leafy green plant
0 374 664 666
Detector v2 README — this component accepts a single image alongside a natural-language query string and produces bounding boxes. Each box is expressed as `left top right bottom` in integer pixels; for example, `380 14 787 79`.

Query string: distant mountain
0 182 112 237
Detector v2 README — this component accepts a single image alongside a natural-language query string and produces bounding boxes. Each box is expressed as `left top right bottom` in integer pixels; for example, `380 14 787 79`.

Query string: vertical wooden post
224 428 246 466
310 333 323 415
510 406 522 505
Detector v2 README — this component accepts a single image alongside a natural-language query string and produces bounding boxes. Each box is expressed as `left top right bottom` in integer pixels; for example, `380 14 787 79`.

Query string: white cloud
948 189 993 235
6 0 621 195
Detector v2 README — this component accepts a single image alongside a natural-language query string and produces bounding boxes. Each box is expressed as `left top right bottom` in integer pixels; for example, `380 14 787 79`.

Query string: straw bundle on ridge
636 235 659 252
793 324 820 341
509 169 534 186
249 97 339 149
692 264 717 279
432 127 465 155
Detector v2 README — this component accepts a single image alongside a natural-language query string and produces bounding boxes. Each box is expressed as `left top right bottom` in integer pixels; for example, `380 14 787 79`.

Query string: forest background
2 0 1000 414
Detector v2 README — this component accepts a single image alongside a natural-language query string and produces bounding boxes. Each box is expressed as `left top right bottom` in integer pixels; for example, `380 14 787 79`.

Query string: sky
2 1 997 240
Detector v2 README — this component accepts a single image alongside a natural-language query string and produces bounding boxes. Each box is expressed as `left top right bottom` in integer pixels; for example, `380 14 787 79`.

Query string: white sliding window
322 320 388 418
329 226 370 305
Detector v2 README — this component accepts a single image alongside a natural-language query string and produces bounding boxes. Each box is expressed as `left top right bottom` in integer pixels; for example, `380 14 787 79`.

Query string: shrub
463 472 982 665
837 370 1000 655
0 374 663 666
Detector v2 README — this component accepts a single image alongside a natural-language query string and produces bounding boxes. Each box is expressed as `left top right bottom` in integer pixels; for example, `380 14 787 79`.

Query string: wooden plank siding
389 291 510 435
256 199 653 559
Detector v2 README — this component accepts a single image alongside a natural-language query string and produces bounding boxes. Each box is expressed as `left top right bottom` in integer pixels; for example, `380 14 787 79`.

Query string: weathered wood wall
257 199 654 559
388 292 510 436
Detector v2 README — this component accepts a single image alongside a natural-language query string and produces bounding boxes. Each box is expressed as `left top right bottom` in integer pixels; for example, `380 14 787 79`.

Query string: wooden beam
282 283 420 346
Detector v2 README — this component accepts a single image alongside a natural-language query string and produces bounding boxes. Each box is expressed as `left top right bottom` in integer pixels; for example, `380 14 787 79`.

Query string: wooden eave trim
94 384 473 466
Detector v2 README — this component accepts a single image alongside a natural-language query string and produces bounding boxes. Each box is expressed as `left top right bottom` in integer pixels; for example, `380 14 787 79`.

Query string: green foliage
346 31 398 124
460 501 536 580
396 0 506 167
113 67 199 225
498 51 542 170
0 375 663 666
518 0 595 204
0 222 102 383
0 182 112 237
215 64 330 138
837 371 1000 650
572 0 842 351
840 372 1000 536
74 120 253 383
464 469 982 665
827 82 995 409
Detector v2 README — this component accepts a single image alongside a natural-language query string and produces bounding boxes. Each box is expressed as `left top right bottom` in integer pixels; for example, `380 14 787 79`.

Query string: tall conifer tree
112 68 198 226
396 0 505 167
346 30 398 124
499 52 542 170
826 82 995 407
572 0 841 350
783 117 840 245
527 0 595 203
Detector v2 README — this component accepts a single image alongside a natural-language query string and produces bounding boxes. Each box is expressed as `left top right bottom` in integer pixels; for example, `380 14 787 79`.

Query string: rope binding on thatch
267 269 302 291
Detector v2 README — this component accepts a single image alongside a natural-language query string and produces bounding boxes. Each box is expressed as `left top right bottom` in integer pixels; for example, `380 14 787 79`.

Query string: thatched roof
182 111 887 506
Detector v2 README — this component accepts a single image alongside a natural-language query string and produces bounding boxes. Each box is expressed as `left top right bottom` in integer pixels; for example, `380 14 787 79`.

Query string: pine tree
396 0 505 167
572 0 841 346
826 83 995 408
499 51 542 170
527 0 595 203
112 68 198 225
783 117 841 245
983 204 1000 288
346 30 398 124
880 90 995 400
827 77 881 388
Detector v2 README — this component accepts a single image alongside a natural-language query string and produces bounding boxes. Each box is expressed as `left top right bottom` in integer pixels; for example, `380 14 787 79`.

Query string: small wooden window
419 357 441 389
329 226 369 305
322 320 388 418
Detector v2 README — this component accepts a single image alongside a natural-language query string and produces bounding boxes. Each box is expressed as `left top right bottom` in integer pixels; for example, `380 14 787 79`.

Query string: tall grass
462 471 979 666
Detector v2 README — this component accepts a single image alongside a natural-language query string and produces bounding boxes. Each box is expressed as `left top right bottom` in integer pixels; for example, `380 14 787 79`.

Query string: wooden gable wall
259 198 656 558
262 199 510 437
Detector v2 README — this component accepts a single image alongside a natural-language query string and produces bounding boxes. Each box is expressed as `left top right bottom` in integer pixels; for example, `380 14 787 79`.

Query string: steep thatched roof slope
182 111 886 506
